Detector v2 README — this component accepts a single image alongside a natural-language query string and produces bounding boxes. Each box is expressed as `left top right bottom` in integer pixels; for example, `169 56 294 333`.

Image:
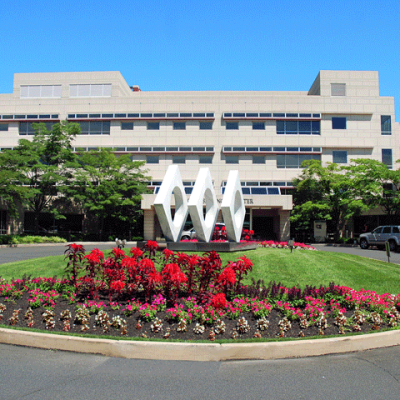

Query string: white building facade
0 70 398 240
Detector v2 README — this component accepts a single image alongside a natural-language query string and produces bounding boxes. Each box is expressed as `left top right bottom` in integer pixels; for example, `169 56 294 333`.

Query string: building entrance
252 216 276 240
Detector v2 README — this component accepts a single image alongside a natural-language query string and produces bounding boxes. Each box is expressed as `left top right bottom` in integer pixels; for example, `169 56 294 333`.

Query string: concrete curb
1 327 399 361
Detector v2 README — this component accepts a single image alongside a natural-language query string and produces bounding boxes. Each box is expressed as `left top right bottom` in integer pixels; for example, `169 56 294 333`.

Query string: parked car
359 225 400 251
180 223 225 241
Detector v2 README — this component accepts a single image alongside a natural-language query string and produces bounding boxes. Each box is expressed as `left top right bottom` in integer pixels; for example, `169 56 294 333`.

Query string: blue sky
1 0 399 120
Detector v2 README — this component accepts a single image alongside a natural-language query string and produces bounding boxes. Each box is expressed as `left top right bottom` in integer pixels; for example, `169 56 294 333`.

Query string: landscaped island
1 241 400 341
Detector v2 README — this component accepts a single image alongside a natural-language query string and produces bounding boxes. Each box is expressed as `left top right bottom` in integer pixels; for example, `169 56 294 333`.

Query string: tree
0 121 80 233
65 148 150 240
290 160 368 240
345 159 400 216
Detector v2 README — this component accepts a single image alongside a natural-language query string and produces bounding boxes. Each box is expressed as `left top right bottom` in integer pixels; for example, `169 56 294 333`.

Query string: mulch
0 292 384 341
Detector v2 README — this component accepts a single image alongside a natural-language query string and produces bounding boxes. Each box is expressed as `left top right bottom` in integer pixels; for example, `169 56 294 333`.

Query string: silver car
359 225 400 251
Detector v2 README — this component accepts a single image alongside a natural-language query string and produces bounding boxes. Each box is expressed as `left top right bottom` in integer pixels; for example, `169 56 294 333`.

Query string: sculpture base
166 241 258 253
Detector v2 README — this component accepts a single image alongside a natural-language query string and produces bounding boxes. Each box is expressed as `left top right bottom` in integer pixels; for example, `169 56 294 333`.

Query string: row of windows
121 121 213 130
225 120 321 134
332 149 393 168
146 155 213 164
68 112 215 119
223 112 321 119
1 114 59 120
223 146 322 153
73 145 214 153
19 122 55 135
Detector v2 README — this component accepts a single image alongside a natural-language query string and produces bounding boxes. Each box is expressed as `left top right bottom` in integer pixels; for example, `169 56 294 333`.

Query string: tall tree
345 158 400 216
290 160 368 240
65 148 149 240
0 121 80 233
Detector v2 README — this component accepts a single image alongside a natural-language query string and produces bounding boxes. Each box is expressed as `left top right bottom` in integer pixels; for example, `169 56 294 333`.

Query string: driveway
312 243 400 264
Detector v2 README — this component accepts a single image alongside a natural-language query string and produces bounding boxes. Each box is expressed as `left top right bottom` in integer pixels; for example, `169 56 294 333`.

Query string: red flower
249 230 254 236
218 266 236 286
145 240 159 252
130 247 143 259
211 293 227 309
163 249 175 260
112 247 125 259
110 280 125 292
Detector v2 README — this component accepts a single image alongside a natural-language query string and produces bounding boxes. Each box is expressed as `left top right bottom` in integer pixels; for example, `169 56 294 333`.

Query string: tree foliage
65 148 150 238
290 160 369 239
0 121 80 231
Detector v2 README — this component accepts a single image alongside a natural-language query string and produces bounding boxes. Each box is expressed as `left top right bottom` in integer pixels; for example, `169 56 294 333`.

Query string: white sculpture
153 165 189 242
188 168 219 242
221 170 245 242
154 166 245 243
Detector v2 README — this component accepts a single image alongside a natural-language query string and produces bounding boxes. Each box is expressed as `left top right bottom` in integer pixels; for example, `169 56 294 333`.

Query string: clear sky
1 0 399 121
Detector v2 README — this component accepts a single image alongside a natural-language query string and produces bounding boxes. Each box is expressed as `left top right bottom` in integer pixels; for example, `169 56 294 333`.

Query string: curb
1 328 399 361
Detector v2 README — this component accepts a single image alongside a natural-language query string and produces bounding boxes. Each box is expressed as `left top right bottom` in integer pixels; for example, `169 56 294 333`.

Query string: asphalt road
1 242 400 265
1 343 400 399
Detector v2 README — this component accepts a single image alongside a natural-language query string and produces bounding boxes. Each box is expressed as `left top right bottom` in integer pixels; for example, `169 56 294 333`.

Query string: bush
0 235 67 245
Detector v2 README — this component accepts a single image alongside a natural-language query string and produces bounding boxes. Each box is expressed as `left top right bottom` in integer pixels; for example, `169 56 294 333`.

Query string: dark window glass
226 122 239 130
286 121 298 133
300 113 312 118
146 155 159 164
251 187 267 195
286 113 298 117
167 113 179 117
0 124 8 131
311 121 320 134
200 121 212 130
147 122 159 130
153 147 165 151
180 113 191 117
193 113 205 117
241 188 251 194
89 114 101 118
332 117 346 129
233 113 245 117
382 149 393 169
246 113 258 117
381 115 391 135
121 122 133 130
173 156 186 164
225 156 239 164
268 188 280 194
193 147 205 151
253 156 265 164
276 121 285 134
115 113 126 118
199 156 213 164
273 113 285 117
299 121 311 132
246 147 258 151
166 146 178 151
127 113 139 118
233 147 245 151
252 122 265 130
141 113 152 118
259 113 271 117
153 113 165 118
332 151 347 164
173 122 186 130
260 147 272 152
206 113 214 117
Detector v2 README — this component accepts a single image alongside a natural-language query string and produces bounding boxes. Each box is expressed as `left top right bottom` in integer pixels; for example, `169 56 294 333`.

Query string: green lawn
1 247 399 294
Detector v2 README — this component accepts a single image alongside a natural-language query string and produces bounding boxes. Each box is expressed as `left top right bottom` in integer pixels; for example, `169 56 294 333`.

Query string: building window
382 149 393 169
173 122 186 130
173 156 186 164
146 155 159 164
147 122 160 130
69 84 111 97
199 155 213 164
226 122 239 130
225 155 239 164
200 121 213 130
276 120 320 135
331 83 346 96
121 122 133 130
381 115 391 135
19 122 54 136
277 154 321 168
252 156 265 164
0 124 8 131
332 117 346 129
252 122 265 130
20 85 62 98
77 121 110 135
332 151 347 164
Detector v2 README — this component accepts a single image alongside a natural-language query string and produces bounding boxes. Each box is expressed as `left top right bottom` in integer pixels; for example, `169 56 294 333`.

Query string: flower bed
0 241 398 341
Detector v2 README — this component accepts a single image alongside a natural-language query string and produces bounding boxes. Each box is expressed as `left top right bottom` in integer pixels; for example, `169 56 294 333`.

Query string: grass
1 247 399 294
